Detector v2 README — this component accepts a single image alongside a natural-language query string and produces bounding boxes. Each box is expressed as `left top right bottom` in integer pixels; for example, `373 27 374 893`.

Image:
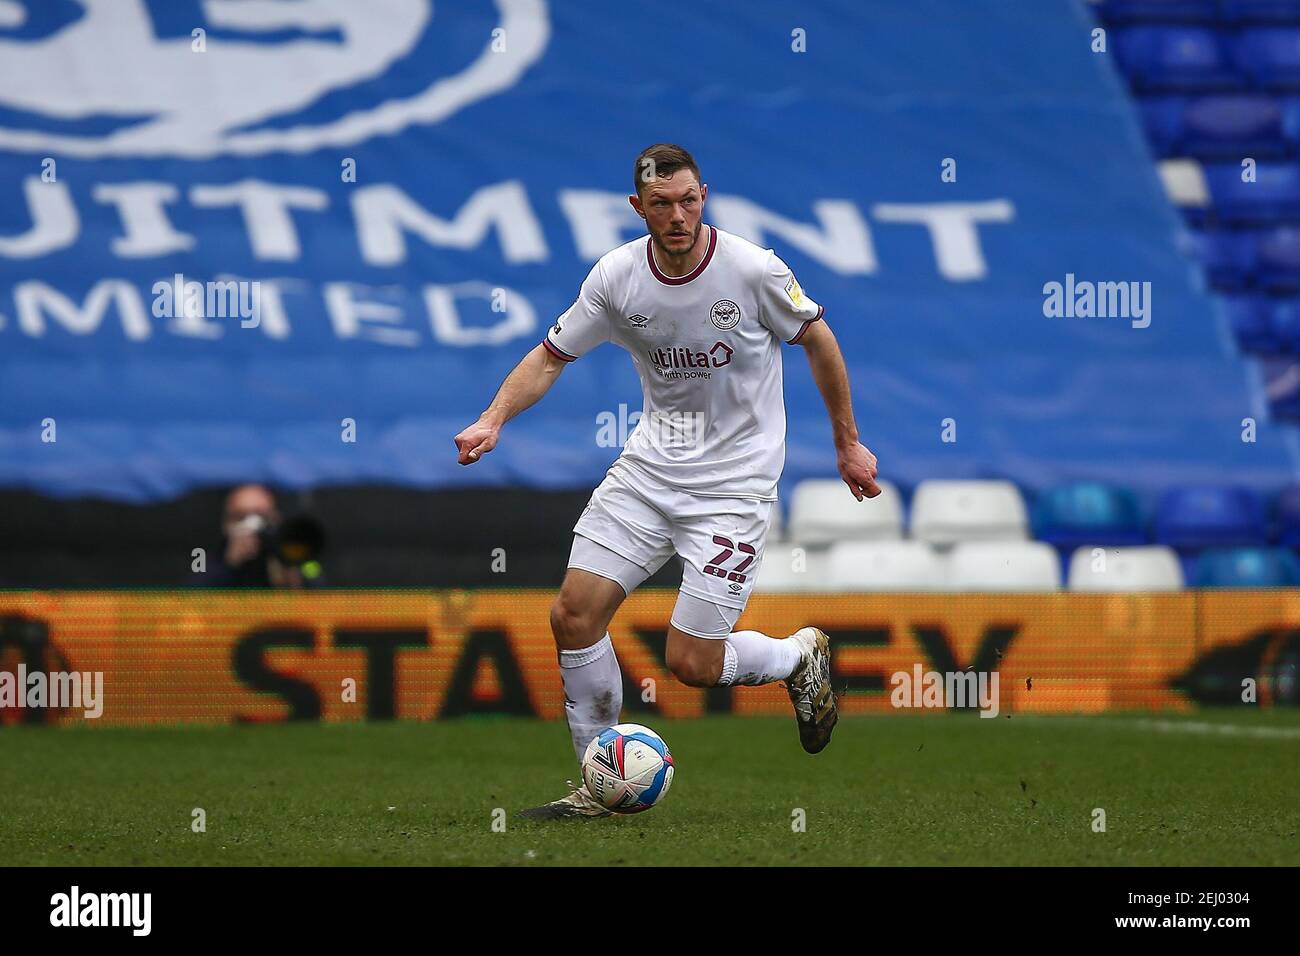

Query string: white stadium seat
909 480 1028 545
753 544 827 592
946 541 1061 592
788 478 904 545
1067 545 1184 592
827 540 947 591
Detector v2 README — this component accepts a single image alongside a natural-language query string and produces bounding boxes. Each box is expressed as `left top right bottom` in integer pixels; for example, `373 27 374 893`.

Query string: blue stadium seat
1032 482 1146 551
1097 1 1221 23
1154 485 1269 548
1114 27 1243 91
1225 295 1283 352
1141 95 1292 160
1181 95 1289 158
1194 546 1300 586
1231 28 1300 89
1189 228 1257 288
1255 225 1300 289
1223 0 1300 26
1273 482 1300 544
1266 297 1300 350
1205 161 1300 223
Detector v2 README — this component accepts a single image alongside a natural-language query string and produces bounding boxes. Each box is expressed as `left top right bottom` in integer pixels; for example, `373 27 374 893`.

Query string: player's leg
664 608 801 688
519 545 651 821
550 547 638 761
666 593 805 690
667 498 838 753
666 590 837 753
520 469 675 820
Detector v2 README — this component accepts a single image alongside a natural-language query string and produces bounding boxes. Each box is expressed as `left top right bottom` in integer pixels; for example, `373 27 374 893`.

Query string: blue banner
0 0 1290 501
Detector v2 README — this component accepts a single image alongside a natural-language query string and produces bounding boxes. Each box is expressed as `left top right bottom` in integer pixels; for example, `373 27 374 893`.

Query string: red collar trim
646 225 716 286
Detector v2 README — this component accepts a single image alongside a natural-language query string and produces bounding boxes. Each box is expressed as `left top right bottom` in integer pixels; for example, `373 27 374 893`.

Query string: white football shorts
568 462 772 639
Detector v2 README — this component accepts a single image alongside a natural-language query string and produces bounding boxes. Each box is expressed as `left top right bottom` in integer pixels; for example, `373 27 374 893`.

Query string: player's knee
666 646 717 688
550 593 594 646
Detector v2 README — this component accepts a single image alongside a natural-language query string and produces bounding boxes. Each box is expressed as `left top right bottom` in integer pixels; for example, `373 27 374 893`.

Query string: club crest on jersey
627 313 650 329
709 299 741 331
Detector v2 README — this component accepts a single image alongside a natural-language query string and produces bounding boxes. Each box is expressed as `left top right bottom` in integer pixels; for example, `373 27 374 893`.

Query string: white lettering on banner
708 195 878 275
0 180 1015 344
352 181 548 266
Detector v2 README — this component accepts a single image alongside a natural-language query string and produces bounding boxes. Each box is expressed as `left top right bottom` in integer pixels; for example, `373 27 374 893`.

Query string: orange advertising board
0 590 1295 725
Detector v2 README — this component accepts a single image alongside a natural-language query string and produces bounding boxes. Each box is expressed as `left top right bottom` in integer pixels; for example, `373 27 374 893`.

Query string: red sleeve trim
787 305 825 345
542 337 577 362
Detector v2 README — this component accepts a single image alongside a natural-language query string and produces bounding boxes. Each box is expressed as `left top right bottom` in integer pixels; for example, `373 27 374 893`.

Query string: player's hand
838 441 880 500
454 418 499 465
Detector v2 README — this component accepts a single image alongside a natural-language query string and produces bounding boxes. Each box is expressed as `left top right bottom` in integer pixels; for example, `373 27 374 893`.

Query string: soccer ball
581 723 675 813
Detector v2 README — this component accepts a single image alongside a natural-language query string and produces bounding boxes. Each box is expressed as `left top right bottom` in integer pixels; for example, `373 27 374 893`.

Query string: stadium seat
1223 1 1300 25
1143 95 1291 159
1189 228 1256 289
946 541 1063 592
1096 0 1220 23
1032 481 1147 550
1185 95 1289 158
1066 545 1185 590
1194 546 1300 585
1231 28 1300 89
1114 27 1243 92
1225 295 1282 353
753 544 827 592
1269 298 1300 350
788 478 903 545
1160 158 1214 224
1154 485 1269 548
909 480 1029 545
1204 161 1300 224
1254 226 1300 290
826 540 948 591
1273 482 1300 544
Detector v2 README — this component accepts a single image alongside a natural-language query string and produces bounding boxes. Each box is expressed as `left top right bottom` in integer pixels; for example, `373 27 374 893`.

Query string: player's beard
650 221 704 265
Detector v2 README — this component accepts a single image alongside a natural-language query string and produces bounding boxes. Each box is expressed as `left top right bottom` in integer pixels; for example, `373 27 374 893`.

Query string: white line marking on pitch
1019 716 1300 740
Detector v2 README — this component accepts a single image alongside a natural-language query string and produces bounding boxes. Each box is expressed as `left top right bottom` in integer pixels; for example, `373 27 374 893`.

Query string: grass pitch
1 711 1296 866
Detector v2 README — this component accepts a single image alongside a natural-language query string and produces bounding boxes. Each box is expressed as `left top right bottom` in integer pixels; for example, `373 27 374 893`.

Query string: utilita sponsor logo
50 886 151 937
646 342 733 375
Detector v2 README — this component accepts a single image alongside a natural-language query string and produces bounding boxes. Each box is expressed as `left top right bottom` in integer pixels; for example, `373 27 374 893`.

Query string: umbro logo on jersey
627 313 650 328
709 299 741 331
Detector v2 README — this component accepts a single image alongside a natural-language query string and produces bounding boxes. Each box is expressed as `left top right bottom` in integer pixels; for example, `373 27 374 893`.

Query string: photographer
208 484 326 589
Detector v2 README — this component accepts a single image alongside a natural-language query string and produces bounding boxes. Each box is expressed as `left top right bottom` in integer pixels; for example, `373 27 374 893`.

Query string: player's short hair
633 144 701 195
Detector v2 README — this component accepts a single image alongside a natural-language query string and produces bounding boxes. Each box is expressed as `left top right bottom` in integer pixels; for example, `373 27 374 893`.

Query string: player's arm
455 263 611 465
454 343 567 464
759 253 880 500
795 319 881 501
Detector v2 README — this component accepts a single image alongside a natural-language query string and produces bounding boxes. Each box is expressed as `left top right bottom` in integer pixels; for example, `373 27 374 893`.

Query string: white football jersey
543 225 823 501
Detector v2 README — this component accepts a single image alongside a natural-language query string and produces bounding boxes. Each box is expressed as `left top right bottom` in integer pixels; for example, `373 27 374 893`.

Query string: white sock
717 629 803 686
558 633 623 761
